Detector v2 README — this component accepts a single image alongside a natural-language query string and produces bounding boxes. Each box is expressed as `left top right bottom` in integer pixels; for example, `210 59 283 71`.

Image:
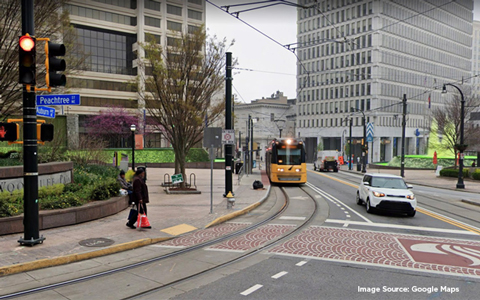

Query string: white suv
356 173 416 217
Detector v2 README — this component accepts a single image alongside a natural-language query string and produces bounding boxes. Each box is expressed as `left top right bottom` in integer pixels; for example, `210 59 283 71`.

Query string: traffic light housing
19 34 36 85
37 123 54 142
46 41 66 87
0 123 19 142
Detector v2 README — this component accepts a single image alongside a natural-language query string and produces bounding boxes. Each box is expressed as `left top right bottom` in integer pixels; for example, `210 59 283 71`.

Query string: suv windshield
371 177 407 189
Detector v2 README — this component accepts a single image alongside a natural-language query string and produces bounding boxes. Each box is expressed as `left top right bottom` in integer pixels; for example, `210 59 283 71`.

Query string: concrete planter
0 195 129 236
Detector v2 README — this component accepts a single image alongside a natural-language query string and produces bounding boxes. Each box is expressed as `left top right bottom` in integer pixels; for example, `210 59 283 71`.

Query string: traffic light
19 34 36 85
46 41 66 87
0 123 19 142
37 123 54 142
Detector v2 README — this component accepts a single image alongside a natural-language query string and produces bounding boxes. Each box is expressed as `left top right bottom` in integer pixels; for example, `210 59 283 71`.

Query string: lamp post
442 84 466 189
351 108 367 173
130 124 136 171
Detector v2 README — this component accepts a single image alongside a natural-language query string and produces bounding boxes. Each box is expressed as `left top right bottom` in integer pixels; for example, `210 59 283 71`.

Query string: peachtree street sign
36 94 81 106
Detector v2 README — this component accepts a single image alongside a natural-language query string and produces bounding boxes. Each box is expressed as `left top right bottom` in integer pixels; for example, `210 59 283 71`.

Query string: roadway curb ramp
205 186 271 228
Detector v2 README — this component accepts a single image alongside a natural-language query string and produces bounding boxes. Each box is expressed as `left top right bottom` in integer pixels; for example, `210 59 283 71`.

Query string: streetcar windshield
277 148 302 165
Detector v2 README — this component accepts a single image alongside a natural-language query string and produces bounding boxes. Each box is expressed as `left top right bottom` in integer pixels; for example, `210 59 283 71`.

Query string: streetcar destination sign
36 94 81 106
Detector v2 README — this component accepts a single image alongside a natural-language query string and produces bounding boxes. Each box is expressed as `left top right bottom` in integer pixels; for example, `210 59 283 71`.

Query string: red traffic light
19 35 35 51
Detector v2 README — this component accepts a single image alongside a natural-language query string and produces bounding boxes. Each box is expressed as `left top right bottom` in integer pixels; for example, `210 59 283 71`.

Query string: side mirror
363 181 370 186
407 184 413 189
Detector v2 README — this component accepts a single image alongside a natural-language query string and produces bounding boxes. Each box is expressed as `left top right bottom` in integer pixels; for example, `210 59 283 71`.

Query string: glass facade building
65 0 205 147
296 0 473 162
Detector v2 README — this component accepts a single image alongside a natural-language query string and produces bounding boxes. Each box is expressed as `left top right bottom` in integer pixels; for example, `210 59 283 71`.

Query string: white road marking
296 261 308 266
306 182 373 223
279 216 306 220
325 219 479 235
271 271 288 279
241 284 263 296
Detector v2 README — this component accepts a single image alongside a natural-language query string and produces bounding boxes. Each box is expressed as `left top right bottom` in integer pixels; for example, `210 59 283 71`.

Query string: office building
296 0 473 162
65 0 205 147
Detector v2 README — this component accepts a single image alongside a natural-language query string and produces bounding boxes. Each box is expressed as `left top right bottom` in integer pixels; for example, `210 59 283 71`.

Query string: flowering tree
84 106 139 146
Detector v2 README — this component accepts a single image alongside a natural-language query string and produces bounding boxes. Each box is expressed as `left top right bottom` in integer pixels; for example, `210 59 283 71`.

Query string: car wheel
334 168 338 172
356 192 362 205
366 198 373 213
407 210 416 217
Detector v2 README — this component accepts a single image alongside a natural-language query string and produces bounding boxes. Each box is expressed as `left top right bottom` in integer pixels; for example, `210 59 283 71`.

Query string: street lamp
442 84 466 189
351 107 367 173
130 124 136 171
274 119 286 138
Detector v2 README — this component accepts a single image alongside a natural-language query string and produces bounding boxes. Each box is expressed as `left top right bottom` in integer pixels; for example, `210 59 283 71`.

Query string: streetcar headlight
277 168 284 172
295 169 301 172
373 191 385 197
406 194 415 200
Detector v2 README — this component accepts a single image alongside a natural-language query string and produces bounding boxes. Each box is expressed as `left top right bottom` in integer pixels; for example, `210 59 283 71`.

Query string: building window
188 25 200 34
188 0 202 5
167 20 182 31
92 0 136 9
66 4 136 26
73 25 137 75
145 0 160 11
188 9 202 20
145 16 161 28
167 4 182 16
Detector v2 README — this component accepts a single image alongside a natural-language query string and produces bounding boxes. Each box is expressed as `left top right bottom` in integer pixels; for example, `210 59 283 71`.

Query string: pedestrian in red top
133 167 149 216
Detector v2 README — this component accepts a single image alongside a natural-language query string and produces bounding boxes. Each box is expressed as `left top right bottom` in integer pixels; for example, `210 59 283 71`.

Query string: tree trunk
173 146 187 188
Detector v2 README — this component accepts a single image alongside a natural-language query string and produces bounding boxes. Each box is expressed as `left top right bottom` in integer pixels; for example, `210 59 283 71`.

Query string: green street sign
172 173 183 184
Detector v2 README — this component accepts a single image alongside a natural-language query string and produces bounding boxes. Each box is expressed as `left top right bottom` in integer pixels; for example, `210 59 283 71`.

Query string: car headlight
406 194 415 200
277 168 284 172
373 191 385 197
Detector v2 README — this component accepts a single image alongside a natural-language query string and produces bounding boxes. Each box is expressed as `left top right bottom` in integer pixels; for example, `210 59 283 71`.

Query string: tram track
0 186 319 300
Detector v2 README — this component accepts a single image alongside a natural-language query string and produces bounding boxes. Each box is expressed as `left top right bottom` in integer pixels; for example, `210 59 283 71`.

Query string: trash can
235 162 243 174
357 163 361 171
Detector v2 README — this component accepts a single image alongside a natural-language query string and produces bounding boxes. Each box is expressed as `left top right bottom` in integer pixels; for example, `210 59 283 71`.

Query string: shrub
472 169 480 180
90 178 121 200
40 192 84 210
439 168 469 178
64 182 83 193
38 184 64 199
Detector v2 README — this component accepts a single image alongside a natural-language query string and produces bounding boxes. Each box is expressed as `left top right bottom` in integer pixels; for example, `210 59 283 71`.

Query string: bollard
226 191 235 209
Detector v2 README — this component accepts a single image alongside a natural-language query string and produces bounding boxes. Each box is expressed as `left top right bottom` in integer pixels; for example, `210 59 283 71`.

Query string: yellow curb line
205 201 263 228
0 237 171 277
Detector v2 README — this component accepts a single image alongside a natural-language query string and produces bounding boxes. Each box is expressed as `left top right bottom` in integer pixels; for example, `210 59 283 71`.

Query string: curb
0 237 171 277
461 199 480 207
205 185 272 228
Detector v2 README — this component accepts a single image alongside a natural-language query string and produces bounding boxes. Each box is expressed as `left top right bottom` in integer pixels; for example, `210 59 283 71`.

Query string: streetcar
265 138 307 184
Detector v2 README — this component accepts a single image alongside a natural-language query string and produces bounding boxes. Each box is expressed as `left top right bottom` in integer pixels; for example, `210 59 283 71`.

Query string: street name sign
36 94 81 106
36 106 55 118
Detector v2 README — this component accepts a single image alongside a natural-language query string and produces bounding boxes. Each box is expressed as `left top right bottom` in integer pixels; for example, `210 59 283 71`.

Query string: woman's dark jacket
132 176 149 204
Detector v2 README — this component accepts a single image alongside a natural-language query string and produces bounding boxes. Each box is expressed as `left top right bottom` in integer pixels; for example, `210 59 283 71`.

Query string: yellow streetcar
265 138 307 184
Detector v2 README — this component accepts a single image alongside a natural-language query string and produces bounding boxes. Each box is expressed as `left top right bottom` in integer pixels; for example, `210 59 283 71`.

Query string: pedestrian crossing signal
37 123 54 142
0 123 19 142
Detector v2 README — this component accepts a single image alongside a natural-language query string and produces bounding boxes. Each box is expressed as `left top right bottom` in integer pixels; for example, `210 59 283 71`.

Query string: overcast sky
206 1 480 104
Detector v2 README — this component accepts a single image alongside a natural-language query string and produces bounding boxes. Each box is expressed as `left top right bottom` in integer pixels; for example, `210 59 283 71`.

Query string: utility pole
250 115 254 173
224 52 233 197
19 0 44 246
401 94 407 178
349 117 353 170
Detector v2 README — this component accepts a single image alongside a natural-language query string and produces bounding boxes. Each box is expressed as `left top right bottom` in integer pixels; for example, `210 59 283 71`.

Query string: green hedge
472 170 480 180
439 168 469 178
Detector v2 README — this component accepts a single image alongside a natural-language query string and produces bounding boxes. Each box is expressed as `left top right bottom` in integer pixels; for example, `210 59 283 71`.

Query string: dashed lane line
240 284 263 296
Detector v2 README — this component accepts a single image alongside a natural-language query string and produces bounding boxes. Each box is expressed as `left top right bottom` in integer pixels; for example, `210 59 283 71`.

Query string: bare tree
0 0 86 117
137 26 233 183
431 88 480 166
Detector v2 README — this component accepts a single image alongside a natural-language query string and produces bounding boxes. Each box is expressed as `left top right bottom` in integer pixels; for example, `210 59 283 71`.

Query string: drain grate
79 238 115 247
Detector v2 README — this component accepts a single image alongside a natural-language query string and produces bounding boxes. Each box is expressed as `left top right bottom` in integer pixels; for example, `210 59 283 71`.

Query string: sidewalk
0 167 270 276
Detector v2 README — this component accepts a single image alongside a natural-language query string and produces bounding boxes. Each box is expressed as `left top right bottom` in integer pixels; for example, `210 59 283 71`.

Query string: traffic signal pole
224 52 233 197
19 0 44 246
